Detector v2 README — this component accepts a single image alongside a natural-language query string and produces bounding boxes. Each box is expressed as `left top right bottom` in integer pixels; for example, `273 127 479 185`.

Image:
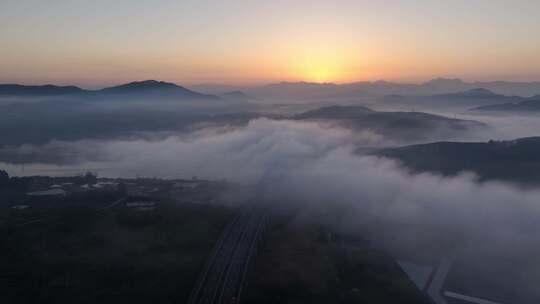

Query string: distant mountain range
293 105 486 142
376 137 540 185
381 88 524 111
191 78 540 101
0 80 220 101
5 78 540 104
469 96 540 113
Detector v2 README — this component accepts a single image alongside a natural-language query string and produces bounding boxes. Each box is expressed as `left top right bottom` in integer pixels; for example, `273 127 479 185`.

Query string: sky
1 0 540 87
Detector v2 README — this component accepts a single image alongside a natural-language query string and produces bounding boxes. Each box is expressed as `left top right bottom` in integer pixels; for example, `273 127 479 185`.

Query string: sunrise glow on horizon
2 0 540 87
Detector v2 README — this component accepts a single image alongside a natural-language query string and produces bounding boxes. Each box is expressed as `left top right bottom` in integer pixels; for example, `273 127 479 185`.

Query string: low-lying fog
371 103 540 142
1 105 539 301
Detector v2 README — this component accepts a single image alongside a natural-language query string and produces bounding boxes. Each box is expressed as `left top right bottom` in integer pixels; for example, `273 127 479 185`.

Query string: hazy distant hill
0 80 220 102
0 100 257 147
6 78 540 103
294 105 486 142
0 82 251 147
95 80 220 101
295 105 375 119
231 78 540 101
469 96 540 114
189 83 246 95
376 137 540 184
0 84 84 96
381 88 522 111
219 90 256 103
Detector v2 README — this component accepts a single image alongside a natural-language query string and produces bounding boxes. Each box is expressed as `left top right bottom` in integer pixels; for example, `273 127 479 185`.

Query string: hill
469 96 540 113
376 137 540 185
294 105 375 119
0 80 220 101
294 106 486 142
219 90 256 102
96 80 219 100
0 84 84 96
381 88 522 111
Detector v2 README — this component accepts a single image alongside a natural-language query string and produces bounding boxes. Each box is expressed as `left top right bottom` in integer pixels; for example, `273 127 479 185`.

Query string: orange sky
1 1 540 87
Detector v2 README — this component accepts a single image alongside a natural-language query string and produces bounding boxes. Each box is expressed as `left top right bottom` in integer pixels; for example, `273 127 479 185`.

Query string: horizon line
3 77 540 90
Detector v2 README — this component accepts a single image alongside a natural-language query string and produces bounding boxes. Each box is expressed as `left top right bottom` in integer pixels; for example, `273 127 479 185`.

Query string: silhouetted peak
103 80 181 92
425 78 466 86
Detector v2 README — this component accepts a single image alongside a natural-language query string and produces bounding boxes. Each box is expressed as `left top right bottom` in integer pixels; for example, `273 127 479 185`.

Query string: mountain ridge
293 105 486 142
381 88 523 110
376 137 540 184
0 84 84 96
469 96 540 113
0 80 220 101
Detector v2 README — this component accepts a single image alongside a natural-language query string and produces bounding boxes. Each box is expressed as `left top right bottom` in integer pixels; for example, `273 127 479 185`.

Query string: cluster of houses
11 176 223 212
26 181 120 197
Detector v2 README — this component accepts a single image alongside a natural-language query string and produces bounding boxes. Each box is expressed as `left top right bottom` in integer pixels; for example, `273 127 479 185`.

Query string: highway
427 258 453 304
405 258 508 304
188 206 266 304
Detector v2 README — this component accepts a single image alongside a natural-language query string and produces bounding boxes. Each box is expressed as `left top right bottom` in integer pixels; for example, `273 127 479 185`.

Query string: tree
83 172 97 185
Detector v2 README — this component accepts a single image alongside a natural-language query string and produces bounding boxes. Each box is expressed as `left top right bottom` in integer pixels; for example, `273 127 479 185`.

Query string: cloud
0 119 385 179
1 117 539 300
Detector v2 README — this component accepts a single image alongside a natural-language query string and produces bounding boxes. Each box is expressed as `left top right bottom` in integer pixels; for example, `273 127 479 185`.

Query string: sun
294 50 348 83
307 65 334 83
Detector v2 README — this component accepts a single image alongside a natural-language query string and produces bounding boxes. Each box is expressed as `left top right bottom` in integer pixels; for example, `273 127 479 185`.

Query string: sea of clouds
1 117 539 301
